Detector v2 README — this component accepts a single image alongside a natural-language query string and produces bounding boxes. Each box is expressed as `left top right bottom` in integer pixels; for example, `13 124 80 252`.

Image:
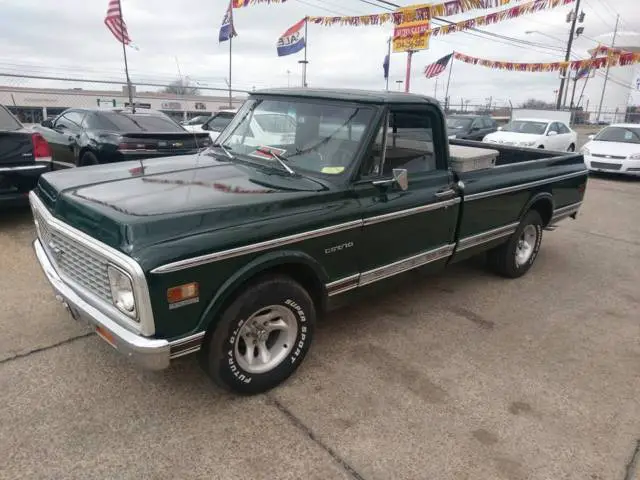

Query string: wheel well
207 262 325 328
529 199 553 226
78 148 95 165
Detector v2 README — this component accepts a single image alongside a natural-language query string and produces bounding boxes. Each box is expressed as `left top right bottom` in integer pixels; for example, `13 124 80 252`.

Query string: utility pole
557 0 581 110
596 14 620 124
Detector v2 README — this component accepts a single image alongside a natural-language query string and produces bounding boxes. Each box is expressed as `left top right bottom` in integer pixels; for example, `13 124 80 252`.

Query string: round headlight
107 265 137 319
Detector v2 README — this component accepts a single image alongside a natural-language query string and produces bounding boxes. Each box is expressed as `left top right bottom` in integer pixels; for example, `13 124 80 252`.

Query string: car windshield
446 117 473 129
0 106 22 130
207 113 235 131
502 120 548 135
216 98 375 177
594 126 640 144
97 112 185 132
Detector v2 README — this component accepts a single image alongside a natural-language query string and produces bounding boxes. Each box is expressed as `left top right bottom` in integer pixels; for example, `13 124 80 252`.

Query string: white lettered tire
202 275 316 394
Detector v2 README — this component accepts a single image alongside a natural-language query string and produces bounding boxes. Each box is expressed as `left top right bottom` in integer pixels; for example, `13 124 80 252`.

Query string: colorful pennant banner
420 0 576 39
592 45 635 56
232 0 286 8
307 0 515 26
452 51 640 72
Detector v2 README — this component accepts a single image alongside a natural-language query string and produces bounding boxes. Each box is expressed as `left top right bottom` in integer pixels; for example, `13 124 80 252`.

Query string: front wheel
201 275 316 394
487 210 543 278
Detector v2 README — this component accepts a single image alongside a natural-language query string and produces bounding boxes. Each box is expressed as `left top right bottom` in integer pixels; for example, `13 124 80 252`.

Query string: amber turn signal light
167 282 199 304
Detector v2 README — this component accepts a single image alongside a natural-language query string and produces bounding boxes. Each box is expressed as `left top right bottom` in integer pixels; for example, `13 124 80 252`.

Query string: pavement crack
266 394 366 480
624 439 640 480
0 332 94 365
565 228 640 247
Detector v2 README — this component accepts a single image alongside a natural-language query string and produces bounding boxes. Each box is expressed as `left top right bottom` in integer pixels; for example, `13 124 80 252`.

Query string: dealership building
0 85 244 124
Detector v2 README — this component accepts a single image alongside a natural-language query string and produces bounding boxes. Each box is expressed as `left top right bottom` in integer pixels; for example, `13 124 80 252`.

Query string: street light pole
596 14 620 124
556 0 582 110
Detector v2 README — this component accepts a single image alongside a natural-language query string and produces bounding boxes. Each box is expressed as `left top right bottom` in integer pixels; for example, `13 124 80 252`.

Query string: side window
482 117 493 128
558 123 570 134
471 118 482 130
56 111 83 130
383 109 437 175
549 122 560 134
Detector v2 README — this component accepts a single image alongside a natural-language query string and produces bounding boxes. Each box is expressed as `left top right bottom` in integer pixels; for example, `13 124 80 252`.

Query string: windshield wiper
212 142 234 160
256 146 296 176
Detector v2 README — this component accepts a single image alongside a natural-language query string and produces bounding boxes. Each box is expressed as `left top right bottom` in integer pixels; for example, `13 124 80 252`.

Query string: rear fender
520 192 554 226
197 250 329 333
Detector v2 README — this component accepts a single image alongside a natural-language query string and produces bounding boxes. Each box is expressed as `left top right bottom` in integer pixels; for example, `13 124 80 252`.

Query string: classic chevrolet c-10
29 88 588 394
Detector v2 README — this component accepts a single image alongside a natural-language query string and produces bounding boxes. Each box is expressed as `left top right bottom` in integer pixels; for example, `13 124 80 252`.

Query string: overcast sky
0 0 637 107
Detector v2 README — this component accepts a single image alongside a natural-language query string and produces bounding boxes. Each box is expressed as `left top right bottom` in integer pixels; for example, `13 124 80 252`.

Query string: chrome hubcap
515 225 537 267
234 305 298 374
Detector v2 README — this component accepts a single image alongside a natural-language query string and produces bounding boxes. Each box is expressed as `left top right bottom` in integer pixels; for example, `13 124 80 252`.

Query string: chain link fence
1 73 638 128
0 74 247 127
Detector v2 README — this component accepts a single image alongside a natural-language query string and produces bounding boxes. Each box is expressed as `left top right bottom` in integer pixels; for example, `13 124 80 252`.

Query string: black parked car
0 104 52 207
34 108 211 169
446 114 497 140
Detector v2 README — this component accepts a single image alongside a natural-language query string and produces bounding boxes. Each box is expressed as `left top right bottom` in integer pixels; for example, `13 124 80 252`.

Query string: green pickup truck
30 88 588 394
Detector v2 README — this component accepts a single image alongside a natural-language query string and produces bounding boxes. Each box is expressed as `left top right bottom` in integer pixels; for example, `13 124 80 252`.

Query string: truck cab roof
255 88 439 106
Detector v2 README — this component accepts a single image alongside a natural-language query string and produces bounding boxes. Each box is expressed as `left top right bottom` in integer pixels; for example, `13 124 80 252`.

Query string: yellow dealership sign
392 4 430 53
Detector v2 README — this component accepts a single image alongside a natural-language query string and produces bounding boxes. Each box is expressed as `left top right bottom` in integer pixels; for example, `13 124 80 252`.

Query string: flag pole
116 0 134 111
386 38 392 91
303 17 308 87
444 54 454 112
228 35 233 108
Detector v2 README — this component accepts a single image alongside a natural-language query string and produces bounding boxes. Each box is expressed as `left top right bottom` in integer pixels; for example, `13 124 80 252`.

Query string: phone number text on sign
393 35 428 53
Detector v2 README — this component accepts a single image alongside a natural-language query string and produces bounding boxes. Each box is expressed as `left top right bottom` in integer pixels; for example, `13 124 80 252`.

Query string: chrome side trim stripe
550 201 582 224
465 170 587 202
152 219 364 274
326 274 360 296
360 244 454 286
0 164 48 172
153 199 459 274
169 332 206 359
363 198 460 226
327 244 455 296
456 222 519 252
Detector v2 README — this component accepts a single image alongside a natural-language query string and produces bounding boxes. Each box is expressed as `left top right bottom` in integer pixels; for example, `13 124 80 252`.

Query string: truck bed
448 138 587 261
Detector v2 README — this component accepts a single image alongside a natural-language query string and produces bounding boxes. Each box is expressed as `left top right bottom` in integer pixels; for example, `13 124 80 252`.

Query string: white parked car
581 124 640 176
184 110 238 140
180 115 210 128
483 118 577 151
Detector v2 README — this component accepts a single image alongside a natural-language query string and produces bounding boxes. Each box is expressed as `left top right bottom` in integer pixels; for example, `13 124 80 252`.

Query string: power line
294 0 349 16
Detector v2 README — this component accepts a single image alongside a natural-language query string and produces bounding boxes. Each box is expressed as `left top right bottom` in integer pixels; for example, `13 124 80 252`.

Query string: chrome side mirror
588 134 595 140
393 168 408 191
372 168 409 191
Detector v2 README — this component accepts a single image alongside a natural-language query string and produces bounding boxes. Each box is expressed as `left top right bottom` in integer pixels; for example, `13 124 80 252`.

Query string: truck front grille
33 207 112 303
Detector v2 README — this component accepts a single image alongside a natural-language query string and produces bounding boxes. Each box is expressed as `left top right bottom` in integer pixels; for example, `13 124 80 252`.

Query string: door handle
435 188 456 199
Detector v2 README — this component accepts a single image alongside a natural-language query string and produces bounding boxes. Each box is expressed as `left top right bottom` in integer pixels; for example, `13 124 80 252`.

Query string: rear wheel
487 210 543 278
80 151 99 166
537 145 545 149
201 275 316 394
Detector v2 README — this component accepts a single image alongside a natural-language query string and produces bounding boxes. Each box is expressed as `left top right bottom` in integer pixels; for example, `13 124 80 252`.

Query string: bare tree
162 78 200 96
520 98 556 109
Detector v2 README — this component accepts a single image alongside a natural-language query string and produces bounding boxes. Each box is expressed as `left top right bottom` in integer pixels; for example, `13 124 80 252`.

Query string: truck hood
37 152 328 258
484 131 543 144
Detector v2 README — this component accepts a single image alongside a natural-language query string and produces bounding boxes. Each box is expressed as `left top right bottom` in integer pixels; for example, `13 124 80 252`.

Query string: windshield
594 126 640 144
0 106 22 130
207 113 235 131
216 98 375 176
446 117 473 129
502 120 548 135
96 112 185 132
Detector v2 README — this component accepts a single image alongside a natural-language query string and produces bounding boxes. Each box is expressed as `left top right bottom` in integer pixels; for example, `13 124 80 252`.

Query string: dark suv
447 114 497 140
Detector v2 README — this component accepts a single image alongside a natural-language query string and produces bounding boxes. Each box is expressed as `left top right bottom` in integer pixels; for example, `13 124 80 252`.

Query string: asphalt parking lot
1 174 639 480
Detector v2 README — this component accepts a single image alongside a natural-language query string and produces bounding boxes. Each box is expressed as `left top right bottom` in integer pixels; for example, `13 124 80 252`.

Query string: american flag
104 0 132 45
424 53 453 79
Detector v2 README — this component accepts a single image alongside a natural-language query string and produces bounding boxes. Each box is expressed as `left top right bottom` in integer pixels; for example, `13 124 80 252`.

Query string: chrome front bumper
33 238 171 370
